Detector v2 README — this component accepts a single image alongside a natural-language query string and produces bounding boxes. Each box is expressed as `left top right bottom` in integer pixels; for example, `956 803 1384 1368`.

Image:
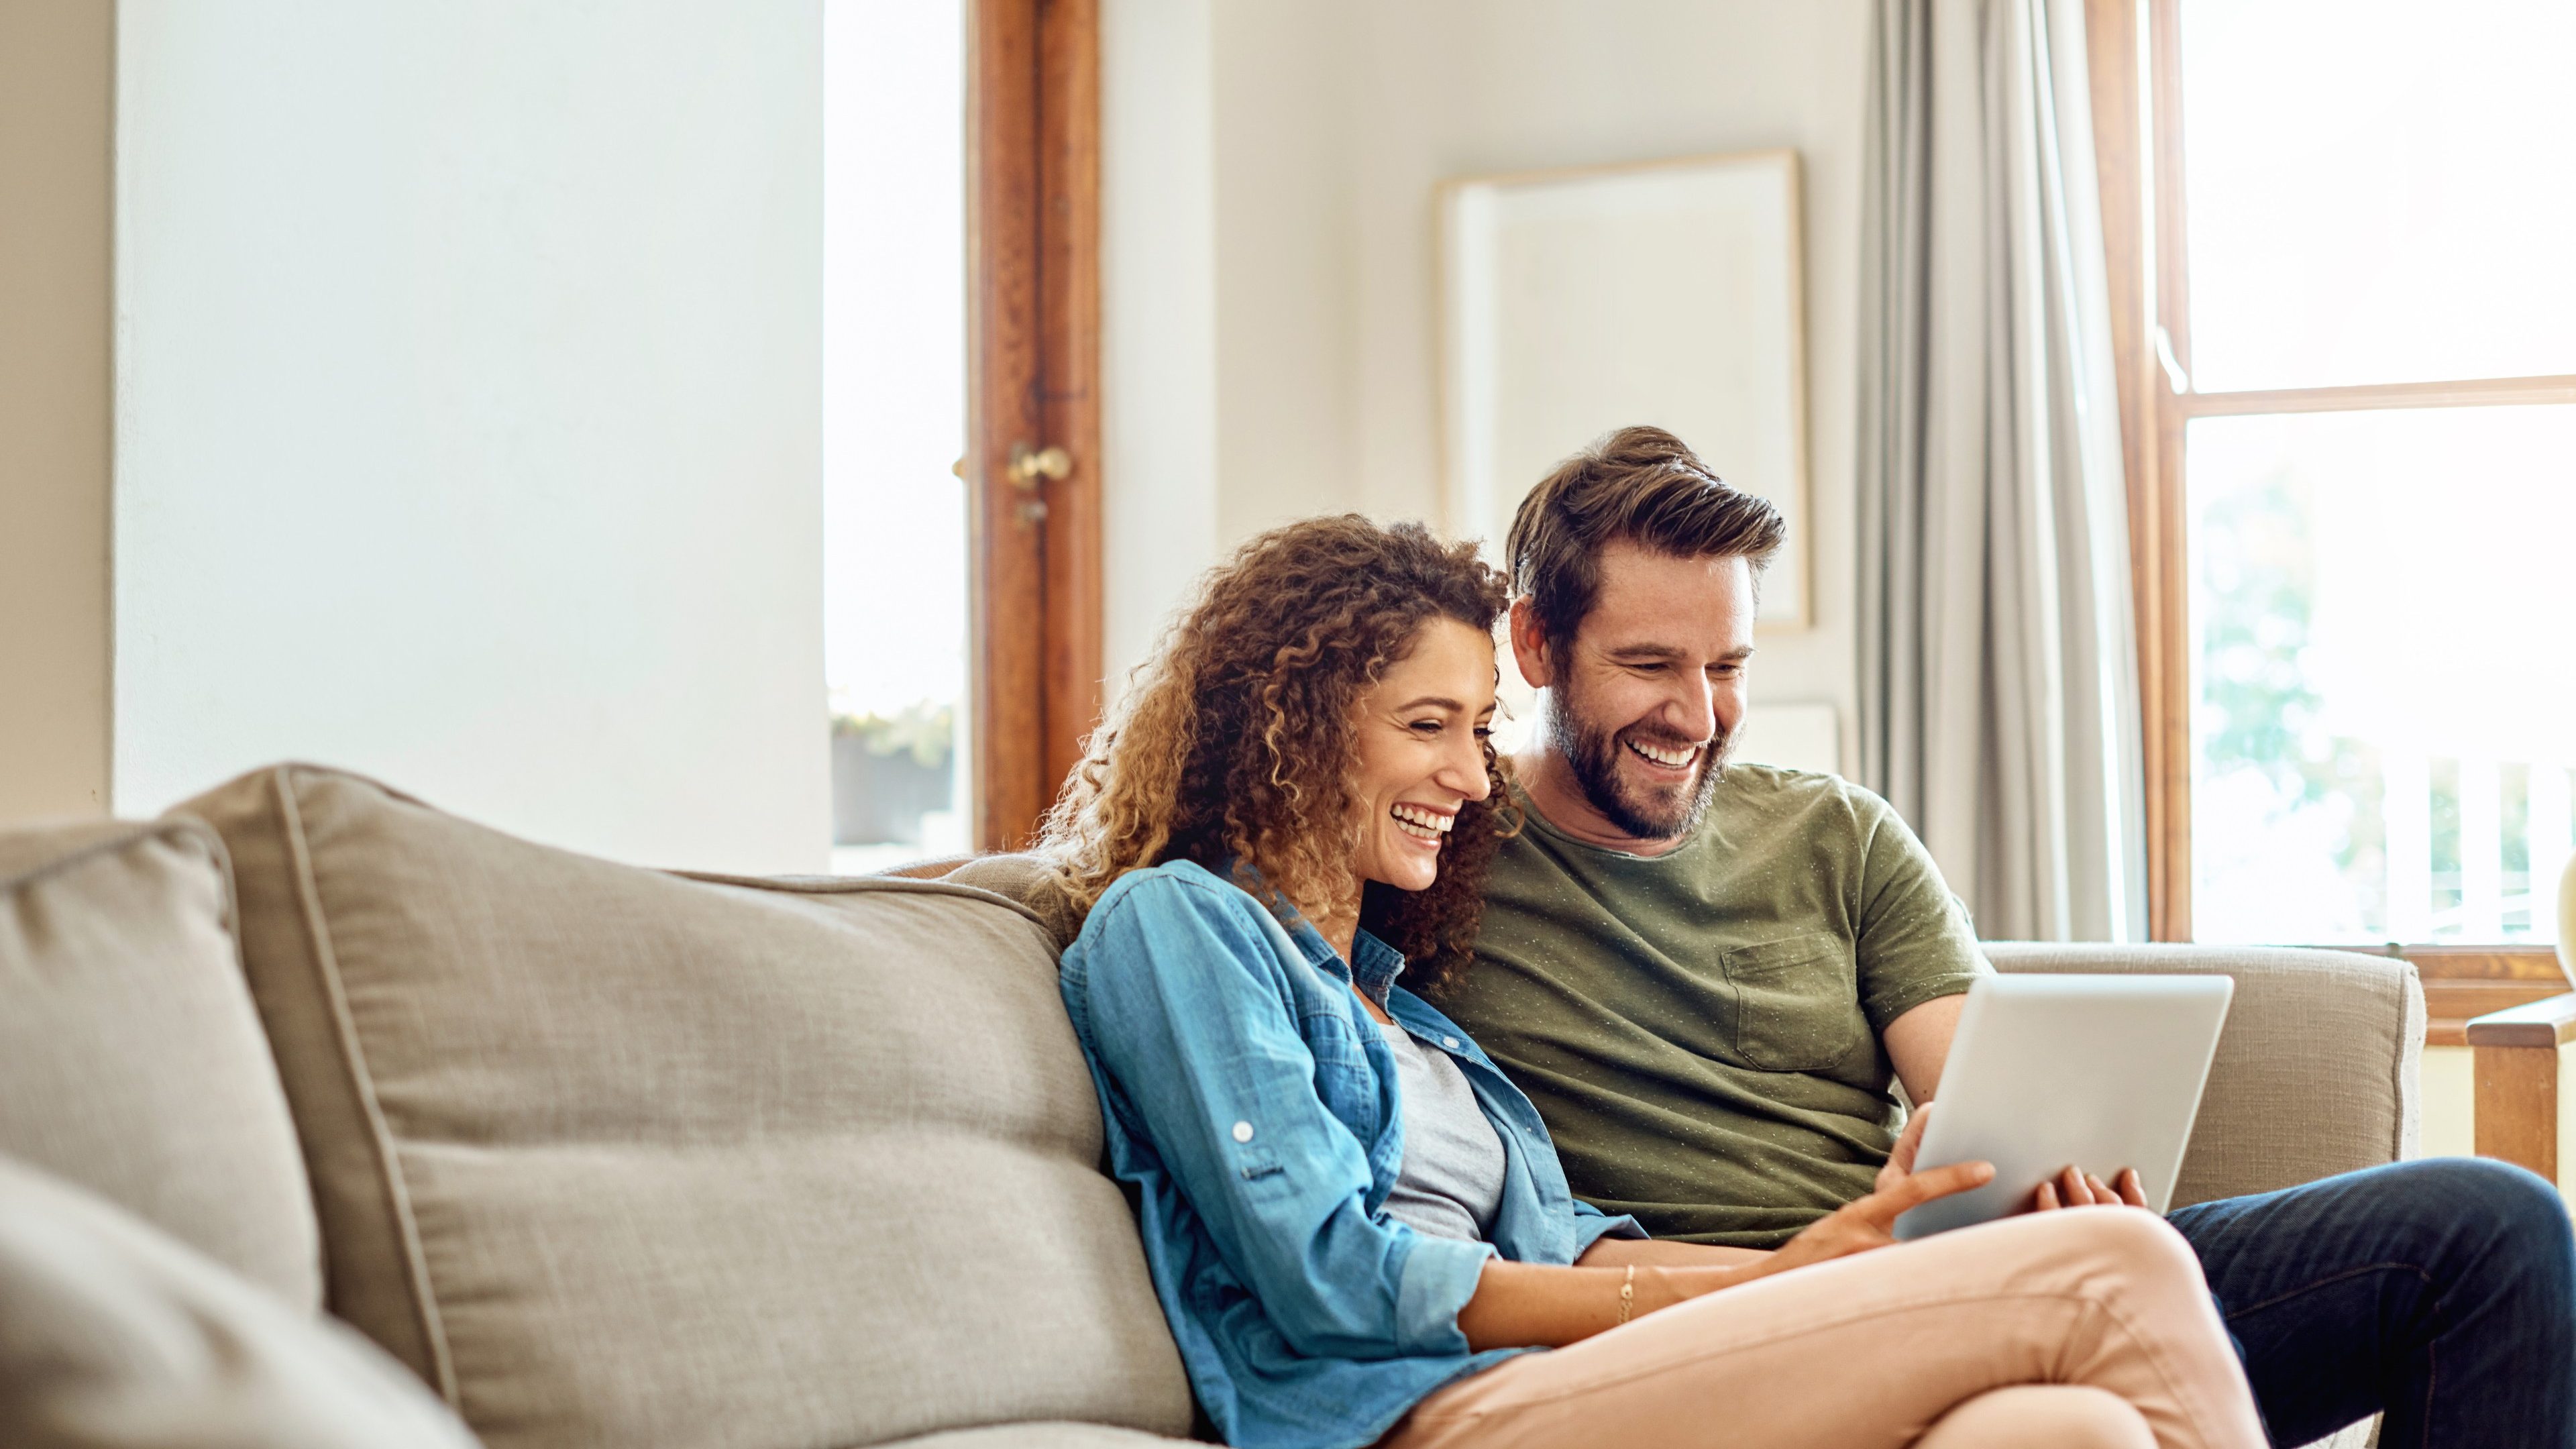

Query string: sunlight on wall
2419 1046 2475 1161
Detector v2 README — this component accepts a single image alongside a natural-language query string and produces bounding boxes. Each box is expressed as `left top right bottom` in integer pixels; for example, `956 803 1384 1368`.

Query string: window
2129 0 2576 951
820 0 1102 865
824 0 972 873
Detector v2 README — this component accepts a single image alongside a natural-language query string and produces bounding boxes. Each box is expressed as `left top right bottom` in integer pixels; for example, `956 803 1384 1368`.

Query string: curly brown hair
1038 515 1515 989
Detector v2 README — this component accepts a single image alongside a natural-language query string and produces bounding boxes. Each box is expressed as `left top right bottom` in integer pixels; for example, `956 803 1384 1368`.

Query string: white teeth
1625 739 1700 768
1389 804 1454 839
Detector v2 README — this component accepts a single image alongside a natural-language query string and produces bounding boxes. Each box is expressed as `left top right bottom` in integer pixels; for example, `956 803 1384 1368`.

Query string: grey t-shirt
1373 1014 1507 1243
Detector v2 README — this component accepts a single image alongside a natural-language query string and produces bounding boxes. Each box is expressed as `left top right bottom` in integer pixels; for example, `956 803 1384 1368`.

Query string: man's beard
1546 678 1729 842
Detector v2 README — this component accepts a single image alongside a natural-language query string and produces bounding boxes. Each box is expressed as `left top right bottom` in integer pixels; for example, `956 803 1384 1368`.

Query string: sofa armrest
1984 943 2422 1210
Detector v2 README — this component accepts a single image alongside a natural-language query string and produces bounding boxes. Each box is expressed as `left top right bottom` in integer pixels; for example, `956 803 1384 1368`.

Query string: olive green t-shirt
1429 765 1988 1248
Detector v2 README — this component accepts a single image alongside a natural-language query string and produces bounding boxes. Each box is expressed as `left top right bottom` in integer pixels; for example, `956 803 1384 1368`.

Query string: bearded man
1431 425 2575 1449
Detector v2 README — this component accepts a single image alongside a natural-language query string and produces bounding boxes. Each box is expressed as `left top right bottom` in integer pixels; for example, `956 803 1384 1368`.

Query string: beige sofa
0 764 2415 1448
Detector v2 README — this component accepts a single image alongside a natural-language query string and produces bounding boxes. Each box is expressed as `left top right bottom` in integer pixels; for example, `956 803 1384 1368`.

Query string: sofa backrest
178 765 1193 1449
937 856 2426 1214
0 817 321 1309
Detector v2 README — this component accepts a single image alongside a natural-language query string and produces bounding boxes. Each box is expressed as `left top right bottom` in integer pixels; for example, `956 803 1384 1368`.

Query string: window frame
2092 0 2576 982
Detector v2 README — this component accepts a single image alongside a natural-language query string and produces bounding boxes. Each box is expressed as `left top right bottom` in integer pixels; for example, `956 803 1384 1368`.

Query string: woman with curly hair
1042 515 2263 1449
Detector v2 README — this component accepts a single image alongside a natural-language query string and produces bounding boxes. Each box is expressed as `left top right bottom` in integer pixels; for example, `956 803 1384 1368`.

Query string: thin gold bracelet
1616 1264 1635 1326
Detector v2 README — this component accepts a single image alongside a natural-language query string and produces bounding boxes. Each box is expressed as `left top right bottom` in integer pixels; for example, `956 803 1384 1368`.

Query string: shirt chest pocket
1722 934 1865 1072
1302 1014 1385 1138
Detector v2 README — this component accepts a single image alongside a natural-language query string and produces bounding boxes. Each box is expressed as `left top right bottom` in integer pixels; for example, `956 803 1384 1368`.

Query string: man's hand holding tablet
2033 1163 2149 1212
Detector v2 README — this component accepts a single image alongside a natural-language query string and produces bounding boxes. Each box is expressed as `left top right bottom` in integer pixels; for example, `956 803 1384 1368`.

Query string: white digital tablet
1892 973 2233 1240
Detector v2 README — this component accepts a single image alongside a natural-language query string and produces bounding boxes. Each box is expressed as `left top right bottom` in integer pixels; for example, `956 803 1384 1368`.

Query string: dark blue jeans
2167 1157 2575 1448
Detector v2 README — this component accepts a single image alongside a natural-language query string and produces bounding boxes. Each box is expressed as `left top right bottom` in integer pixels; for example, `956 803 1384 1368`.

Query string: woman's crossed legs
1379 1210 2263 1449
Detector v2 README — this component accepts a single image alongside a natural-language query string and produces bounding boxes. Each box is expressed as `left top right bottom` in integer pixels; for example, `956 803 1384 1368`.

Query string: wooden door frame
966 0 1102 851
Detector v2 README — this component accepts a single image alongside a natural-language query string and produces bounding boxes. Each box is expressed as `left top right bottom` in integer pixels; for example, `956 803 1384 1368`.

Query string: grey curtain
1856 0 2147 941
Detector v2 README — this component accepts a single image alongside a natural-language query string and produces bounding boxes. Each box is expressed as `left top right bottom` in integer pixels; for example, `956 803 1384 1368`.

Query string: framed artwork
1440 149 1810 631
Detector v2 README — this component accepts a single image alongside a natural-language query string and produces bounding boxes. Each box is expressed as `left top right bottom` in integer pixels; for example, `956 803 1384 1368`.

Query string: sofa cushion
944 851 1081 947
178 765 1192 1449
0 1152 477 1449
0 818 319 1309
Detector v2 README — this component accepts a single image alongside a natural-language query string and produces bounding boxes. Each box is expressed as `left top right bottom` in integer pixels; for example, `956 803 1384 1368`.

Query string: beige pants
1379 1209 2266 1449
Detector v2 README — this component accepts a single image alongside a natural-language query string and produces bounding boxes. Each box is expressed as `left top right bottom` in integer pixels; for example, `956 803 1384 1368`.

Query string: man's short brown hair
1506 425 1786 655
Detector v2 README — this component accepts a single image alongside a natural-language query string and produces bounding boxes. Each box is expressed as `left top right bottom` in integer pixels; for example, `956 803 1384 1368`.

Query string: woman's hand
1765 1158 1996 1276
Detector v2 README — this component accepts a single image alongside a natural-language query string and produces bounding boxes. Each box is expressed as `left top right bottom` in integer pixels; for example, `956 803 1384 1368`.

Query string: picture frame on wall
1439 149 1811 631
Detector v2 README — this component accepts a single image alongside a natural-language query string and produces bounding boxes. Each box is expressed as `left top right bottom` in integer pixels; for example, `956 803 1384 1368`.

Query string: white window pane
824 0 969 870
2180 0 2576 392
2187 406 2576 945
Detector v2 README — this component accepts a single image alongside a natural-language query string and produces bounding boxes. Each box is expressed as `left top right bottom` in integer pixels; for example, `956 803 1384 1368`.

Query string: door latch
1005 443 1071 525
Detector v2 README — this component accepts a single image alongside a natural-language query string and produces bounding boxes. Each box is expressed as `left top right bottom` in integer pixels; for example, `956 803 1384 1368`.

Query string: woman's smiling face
1346 616 1499 896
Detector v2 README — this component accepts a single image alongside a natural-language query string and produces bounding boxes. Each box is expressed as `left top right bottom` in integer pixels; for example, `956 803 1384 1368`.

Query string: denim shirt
1059 860 1645 1449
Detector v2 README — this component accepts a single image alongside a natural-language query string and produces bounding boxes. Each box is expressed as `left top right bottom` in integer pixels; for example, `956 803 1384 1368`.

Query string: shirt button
1232 1121 1254 1143
1443 1036 1460 1050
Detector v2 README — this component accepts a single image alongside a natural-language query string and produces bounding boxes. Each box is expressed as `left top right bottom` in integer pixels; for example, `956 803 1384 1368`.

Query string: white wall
1100 0 1222 704
1208 1 1363 543
1112 0 1876 753
113 1 827 872
0 1 113 823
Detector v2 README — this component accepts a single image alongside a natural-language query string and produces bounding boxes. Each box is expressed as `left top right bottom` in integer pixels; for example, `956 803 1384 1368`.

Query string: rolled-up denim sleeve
1075 874 1493 1360
1570 1197 1648 1254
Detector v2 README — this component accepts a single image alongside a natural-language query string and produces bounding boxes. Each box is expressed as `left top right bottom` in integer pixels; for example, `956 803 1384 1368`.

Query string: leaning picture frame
1438 149 1811 631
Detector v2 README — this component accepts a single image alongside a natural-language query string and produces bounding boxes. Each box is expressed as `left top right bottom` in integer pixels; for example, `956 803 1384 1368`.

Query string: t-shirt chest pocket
1721 934 1865 1072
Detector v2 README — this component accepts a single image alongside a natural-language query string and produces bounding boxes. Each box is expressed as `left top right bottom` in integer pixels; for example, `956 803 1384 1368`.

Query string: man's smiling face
1511 541 1756 848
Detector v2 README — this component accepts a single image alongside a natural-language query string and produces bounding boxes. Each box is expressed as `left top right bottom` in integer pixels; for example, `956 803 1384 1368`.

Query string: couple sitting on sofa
1039 427 2574 1449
